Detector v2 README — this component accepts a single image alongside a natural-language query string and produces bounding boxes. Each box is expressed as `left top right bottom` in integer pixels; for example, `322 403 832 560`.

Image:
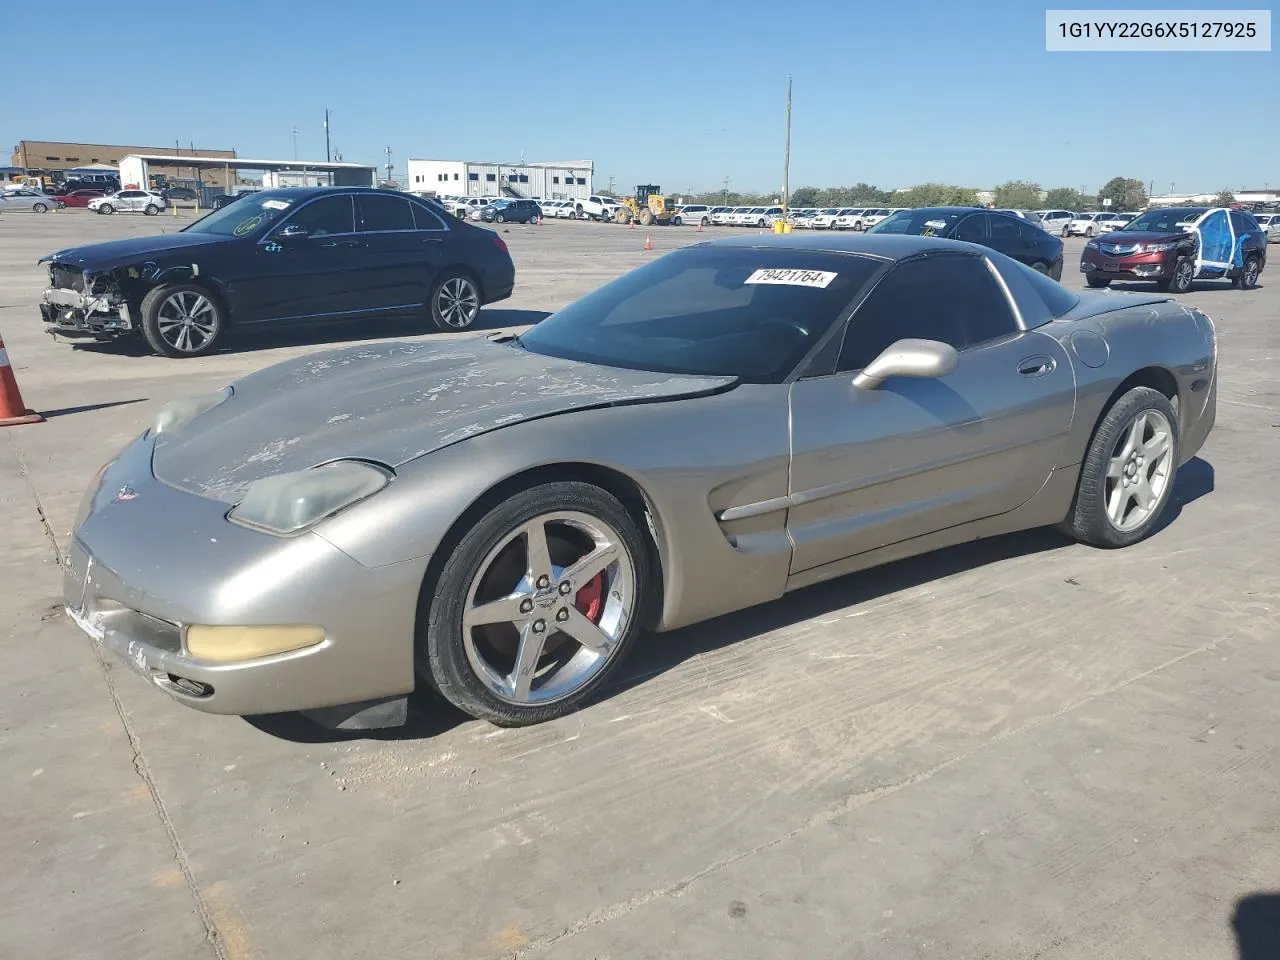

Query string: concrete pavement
1 211 1277 959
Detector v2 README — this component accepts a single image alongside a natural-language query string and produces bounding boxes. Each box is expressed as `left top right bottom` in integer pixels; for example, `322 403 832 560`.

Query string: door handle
422 237 442 244
321 239 365 248
1018 356 1056 378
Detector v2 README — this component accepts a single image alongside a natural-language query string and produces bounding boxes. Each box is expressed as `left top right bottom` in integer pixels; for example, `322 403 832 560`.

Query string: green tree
893 183 980 208
1213 188 1236 206
1097 177 1148 211
1043 187 1091 211
790 186 820 206
992 180 1043 209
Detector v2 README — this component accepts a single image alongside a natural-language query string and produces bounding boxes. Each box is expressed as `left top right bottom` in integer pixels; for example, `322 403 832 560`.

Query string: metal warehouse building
11 140 237 186
406 159 593 201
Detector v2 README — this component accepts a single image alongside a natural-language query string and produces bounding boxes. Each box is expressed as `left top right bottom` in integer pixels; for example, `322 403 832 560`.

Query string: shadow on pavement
1233 893 1280 959
36 398 149 418
69 308 551 359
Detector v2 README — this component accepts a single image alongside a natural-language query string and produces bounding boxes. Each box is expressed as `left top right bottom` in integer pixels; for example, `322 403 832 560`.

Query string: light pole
324 109 331 163
782 75 792 217
722 175 730 206
292 127 298 161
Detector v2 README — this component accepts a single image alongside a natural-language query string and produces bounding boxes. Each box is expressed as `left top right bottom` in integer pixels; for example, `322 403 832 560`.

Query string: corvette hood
40 232 230 271
152 338 736 502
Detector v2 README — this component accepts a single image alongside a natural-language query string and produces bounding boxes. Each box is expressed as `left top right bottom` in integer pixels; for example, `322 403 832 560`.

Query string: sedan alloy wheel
431 274 480 331
155 291 219 354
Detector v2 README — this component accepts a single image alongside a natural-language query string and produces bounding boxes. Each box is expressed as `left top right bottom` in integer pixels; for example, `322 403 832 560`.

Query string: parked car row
866 207 1065 279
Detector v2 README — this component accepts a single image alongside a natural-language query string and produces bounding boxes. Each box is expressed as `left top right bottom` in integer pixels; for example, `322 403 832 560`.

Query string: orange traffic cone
0 334 42 426
643 235 653 251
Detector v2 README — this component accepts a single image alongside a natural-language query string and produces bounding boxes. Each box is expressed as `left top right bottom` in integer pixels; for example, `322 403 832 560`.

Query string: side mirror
853 338 958 390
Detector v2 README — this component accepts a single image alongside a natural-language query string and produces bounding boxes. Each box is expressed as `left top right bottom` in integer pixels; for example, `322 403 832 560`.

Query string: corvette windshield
517 247 882 383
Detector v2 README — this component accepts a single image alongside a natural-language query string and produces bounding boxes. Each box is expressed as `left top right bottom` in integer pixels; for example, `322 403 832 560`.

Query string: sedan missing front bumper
41 287 134 338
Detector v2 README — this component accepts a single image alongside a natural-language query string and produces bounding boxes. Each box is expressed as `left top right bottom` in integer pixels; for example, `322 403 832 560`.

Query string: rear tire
33 202 48 213
430 269 481 331
1031 261 1049 275
419 481 649 726
639 208 654 227
1060 387 1179 548
1233 255 1260 289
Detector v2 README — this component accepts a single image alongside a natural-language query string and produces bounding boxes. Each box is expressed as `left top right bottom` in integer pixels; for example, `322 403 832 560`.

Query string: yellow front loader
614 184 675 226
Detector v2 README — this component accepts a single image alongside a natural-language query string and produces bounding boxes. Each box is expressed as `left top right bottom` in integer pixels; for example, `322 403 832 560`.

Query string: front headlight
1085 240 1098 248
228 460 391 536
151 386 232 436
1138 241 1178 253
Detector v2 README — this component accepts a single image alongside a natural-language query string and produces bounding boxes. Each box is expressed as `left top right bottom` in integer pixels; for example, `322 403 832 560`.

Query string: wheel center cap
1126 460 1138 477
534 588 558 610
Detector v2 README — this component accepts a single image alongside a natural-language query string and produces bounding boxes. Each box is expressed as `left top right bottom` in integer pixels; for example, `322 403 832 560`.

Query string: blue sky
7 0 1276 195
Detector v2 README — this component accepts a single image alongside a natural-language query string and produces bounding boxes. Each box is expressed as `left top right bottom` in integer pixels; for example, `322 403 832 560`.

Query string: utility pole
292 127 298 161
782 75 792 216
324 109 331 163
384 145 393 186
722 175 730 206
607 175 615 196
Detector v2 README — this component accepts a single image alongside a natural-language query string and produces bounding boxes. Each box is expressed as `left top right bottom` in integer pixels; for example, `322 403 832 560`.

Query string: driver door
786 253 1074 575
229 194 366 324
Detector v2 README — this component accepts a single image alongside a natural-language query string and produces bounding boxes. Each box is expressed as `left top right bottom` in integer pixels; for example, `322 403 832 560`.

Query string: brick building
10 140 238 186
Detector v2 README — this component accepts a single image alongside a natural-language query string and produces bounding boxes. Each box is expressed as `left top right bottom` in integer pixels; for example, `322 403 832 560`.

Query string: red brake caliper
573 572 605 623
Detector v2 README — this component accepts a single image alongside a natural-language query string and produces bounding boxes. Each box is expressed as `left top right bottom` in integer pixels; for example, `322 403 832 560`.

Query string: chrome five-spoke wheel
1104 409 1173 532
1062 386 1180 548
462 511 635 705
423 481 648 725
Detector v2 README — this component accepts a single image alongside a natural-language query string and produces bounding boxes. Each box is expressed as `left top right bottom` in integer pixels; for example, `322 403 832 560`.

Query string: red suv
1080 206 1267 293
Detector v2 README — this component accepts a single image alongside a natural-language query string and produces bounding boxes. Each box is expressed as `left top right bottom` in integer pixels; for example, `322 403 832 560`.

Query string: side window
281 195 354 236
989 216 1020 244
410 201 446 230
1016 220 1041 241
953 214 986 242
838 256 1018 372
1230 210 1256 233
356 195 415 231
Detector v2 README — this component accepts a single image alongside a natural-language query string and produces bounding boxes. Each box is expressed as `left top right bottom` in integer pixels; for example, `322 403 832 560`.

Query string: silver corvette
64 235 1217 729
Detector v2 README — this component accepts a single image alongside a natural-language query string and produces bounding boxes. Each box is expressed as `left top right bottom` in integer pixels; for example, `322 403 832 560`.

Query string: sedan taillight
493 235 509 255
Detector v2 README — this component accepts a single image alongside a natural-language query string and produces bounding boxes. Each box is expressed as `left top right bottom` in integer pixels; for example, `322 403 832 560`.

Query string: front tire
496 213 506 223
430 270 481 331
1233 255 1260 289
1086 275 1111 288
1085 226 1093 238
420 481 649 726
1167 256 1195 294
140 284 225 358
144 204 159 216
1061 387 1179 548
639 208 654 227
672 216 682 226
99 203 114 215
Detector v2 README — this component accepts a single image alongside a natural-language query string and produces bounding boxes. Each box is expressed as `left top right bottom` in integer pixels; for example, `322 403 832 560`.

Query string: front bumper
63 435 425 717
41 287 135 337
1079 249 1173 281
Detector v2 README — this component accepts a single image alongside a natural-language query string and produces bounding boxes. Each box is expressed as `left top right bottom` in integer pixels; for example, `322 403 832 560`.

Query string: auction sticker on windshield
744 268 838 288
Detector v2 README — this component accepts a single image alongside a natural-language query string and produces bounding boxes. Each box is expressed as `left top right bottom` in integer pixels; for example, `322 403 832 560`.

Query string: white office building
406 159 593 201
